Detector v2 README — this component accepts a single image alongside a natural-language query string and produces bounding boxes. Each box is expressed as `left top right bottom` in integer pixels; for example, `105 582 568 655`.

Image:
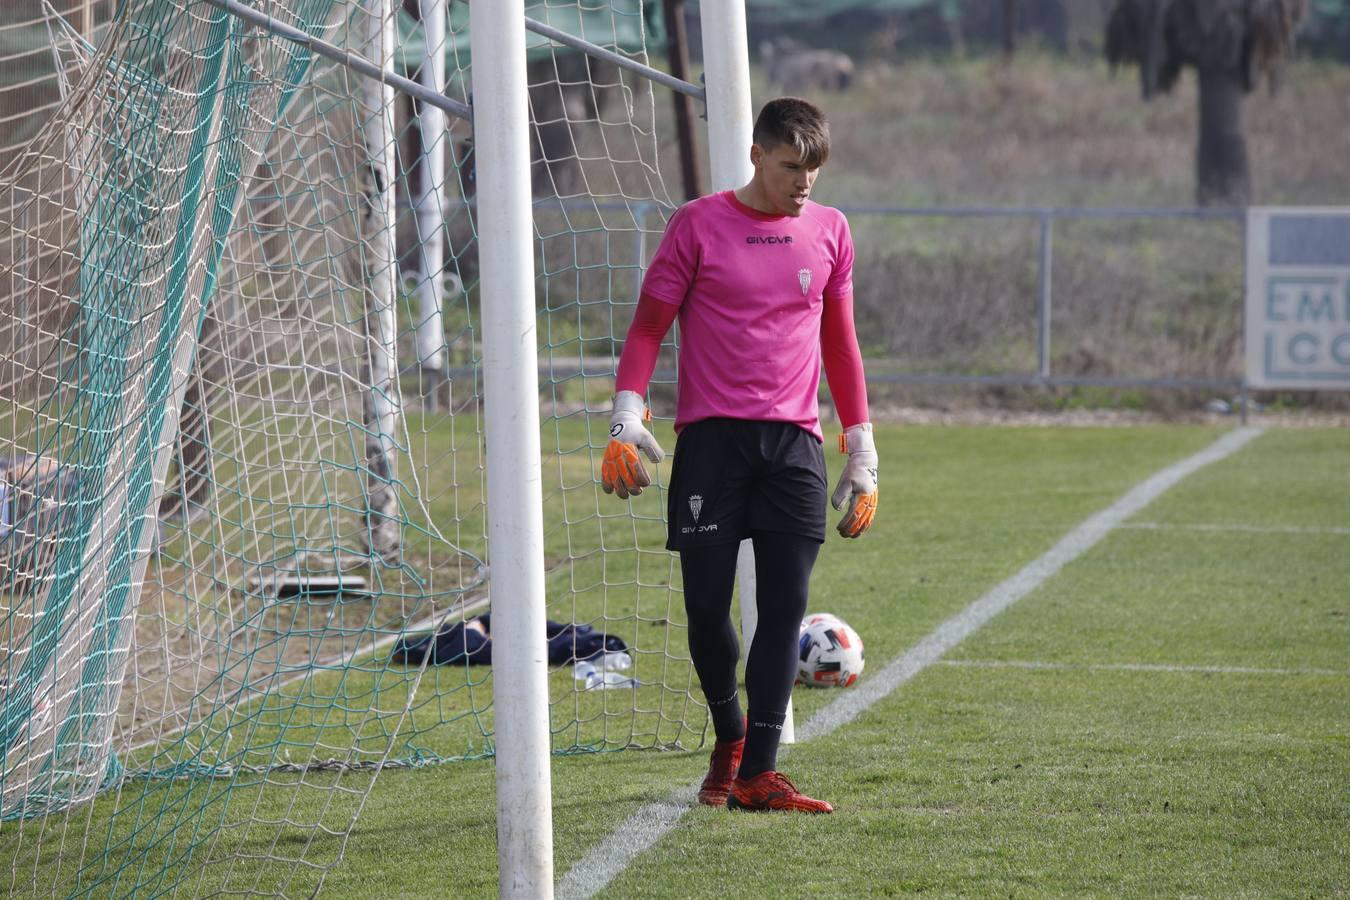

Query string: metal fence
837 206 1247 399
354 198 1261 411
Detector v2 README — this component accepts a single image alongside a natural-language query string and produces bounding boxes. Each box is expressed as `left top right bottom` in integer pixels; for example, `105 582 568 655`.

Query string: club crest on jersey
798 268 812 296
688 494 703 523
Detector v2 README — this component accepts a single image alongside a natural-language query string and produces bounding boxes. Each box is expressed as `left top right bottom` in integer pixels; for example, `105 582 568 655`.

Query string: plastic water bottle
596 671 640 689
598 650 632 672
573 658 639 690
573 660 600 690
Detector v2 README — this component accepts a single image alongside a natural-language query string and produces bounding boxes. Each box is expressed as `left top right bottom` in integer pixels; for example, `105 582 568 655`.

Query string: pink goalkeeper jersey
640 190 855 441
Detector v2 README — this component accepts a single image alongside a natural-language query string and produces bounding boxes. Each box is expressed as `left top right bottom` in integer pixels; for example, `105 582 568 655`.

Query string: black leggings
680 532 819 778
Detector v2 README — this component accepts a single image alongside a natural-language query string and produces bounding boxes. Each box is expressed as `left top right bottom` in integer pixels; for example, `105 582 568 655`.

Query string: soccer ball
799 611 845 635
796 615 864 687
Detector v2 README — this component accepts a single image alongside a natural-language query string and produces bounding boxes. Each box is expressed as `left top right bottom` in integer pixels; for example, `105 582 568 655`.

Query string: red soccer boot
726 771 833 814
696 736 744 807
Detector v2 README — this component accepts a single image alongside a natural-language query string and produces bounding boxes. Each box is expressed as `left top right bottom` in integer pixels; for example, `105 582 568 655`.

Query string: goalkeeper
601 97 876 814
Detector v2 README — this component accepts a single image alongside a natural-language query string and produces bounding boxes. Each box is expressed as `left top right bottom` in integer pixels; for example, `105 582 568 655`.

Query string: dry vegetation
815 54 1350 208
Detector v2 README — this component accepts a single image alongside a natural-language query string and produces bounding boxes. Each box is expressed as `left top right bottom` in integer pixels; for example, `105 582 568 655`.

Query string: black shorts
665 418 827 551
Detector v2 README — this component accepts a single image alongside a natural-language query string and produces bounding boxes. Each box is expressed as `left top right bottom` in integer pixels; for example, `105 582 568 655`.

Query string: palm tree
1106 0 1306 206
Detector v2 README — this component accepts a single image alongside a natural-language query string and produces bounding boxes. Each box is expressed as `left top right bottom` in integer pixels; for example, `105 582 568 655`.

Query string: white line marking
939 659 1349 677
556 426 1264 900
1122 521 1350 536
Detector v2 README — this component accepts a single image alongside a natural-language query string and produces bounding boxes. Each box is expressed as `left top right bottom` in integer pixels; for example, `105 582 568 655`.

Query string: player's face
753 143 820 217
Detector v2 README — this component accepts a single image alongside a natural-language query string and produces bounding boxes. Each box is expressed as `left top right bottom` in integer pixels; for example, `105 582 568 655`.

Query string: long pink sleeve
615 292 679 395
820 293 869 428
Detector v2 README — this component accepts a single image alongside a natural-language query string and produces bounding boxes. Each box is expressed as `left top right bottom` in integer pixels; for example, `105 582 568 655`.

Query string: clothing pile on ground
390 614 628 666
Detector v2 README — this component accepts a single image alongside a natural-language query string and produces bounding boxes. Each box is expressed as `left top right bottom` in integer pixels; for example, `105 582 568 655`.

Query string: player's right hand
601 390 665 499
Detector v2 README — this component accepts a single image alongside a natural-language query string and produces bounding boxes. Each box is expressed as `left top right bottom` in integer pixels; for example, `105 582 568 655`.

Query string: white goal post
476 2 760 890
469 1 554 895
473 1 760 891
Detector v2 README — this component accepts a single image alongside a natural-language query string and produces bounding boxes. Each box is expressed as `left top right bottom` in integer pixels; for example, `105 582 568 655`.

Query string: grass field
4 421 1346 897
6 11 1349 897
239 422 1350 896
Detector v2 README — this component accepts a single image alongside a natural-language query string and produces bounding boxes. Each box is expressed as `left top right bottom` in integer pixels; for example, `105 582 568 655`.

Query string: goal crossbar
201 0 473 118
202 0 704 114
523 14 704 99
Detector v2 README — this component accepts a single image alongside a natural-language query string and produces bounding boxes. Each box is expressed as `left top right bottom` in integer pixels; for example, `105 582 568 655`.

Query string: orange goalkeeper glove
831 423 878 538
601 391 665 499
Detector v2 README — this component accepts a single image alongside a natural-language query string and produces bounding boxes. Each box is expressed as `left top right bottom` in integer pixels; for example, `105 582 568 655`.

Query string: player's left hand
831 423 878 538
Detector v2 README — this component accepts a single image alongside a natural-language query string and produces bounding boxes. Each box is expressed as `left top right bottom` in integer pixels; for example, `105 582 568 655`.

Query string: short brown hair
752 97 830 168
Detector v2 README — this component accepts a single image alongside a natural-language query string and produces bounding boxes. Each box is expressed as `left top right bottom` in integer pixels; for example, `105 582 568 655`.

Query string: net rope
0 0 698 893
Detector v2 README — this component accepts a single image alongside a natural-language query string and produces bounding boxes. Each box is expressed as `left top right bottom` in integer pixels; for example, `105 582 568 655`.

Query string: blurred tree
1106 0 1307 206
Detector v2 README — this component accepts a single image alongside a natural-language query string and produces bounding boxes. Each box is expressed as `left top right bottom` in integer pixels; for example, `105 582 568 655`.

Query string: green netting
2 1 660 152
0 0 697 894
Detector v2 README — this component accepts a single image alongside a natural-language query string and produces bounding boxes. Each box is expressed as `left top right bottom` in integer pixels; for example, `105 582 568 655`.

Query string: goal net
0 0 696 893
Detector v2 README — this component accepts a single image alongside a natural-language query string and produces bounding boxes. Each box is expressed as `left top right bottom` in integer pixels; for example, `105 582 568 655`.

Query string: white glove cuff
613 390 646 419
840 423 875 455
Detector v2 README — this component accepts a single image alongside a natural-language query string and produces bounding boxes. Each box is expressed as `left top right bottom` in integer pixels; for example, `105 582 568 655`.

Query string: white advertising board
1246 207 1350 389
